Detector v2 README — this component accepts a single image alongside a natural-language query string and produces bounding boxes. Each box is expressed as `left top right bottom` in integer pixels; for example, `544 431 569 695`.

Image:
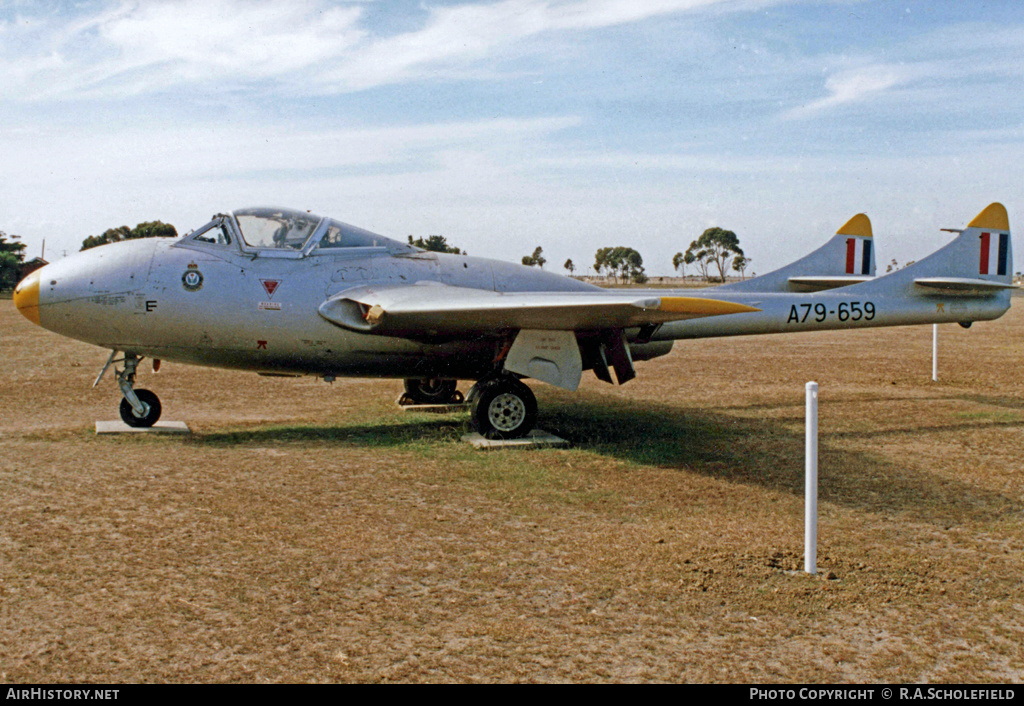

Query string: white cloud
0 114 582 187
0 0 783 100
781 18 1024 121
0 0 366 100
97 0 364 78
316 0 761 91
784 63 912 119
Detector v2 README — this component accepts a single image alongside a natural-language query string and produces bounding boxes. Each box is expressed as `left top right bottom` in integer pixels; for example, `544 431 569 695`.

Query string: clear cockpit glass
316 220 388 249
190 222 232 246
234 207 321 250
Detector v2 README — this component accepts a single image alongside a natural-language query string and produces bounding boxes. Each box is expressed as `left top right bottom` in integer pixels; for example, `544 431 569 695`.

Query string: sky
1 0 1022 276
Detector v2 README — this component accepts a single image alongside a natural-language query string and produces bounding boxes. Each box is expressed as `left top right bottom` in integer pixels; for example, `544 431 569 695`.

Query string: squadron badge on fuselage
182 263 204 292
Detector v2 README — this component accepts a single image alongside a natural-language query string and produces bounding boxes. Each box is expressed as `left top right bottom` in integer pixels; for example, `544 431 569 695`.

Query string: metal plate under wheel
95 421 191 434
460 429 568 450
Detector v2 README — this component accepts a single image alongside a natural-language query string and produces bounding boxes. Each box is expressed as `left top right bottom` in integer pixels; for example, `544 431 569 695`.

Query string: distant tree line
674 227 745 283
518 226 747 284
407 234 465 255
81 221 178 251
594 246 647 284
0 230 27 290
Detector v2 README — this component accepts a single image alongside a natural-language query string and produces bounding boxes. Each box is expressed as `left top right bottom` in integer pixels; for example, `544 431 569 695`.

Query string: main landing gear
401 374 539 439
96 351 163 428
400 377 464 405
467 374 538 440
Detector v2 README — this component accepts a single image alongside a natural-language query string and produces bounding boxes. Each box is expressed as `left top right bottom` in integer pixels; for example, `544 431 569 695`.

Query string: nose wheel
119 389 162 428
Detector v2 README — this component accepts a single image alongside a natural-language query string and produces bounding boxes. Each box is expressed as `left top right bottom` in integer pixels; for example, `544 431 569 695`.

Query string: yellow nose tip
13 270 41 326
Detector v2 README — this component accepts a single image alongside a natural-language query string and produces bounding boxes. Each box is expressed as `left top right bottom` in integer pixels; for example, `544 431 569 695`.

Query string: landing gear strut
400 378 464 405
468 375 537 440
96 351 162 427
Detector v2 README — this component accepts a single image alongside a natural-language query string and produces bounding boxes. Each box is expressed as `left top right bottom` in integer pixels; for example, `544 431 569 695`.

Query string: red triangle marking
261 279 280 298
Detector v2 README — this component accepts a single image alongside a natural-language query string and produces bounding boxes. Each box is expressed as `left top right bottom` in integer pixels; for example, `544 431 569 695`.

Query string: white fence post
932 324 938 382
805 381 818 575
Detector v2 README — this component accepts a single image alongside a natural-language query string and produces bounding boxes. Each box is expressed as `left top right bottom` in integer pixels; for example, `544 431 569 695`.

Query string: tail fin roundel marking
838 213 873 276
845 237 872 275
978 231 1009 276
970 202 1010 277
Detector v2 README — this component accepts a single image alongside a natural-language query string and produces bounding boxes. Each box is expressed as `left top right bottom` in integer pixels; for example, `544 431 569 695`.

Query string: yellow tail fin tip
836 213 872 238
968 203 1009 231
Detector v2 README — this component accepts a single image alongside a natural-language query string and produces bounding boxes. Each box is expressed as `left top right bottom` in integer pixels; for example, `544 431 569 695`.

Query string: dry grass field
1 298 1022 683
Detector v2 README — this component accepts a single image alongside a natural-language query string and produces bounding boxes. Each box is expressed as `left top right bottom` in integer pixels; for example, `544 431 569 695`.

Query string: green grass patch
192 413 469 451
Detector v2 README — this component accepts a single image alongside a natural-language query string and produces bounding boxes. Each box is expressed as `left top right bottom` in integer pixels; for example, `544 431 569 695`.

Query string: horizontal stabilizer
913 277 1018 295
787 275 874 291
319 284 760 337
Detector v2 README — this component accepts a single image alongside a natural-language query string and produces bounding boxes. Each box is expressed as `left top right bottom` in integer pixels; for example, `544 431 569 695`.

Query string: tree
684 227 743 282
81 221 178 251
564 258 576 276
684 240 709 281
594 247 618 281
407 234 464 255
594 246 647 284
732 255 750 279
522 246 546 268
132 221 178 240
0 231 27 290
672 251 688 277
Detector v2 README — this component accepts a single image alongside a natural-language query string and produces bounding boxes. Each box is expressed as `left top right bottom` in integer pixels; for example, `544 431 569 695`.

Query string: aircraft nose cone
13 269 41 325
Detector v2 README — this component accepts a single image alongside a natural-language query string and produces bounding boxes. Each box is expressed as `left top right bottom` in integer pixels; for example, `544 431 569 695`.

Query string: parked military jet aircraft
12 203 1012 439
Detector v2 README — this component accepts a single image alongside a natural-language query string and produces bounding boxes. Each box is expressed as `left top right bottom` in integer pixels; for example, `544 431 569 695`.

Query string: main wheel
403 378 460 404
119 389 162 428
470 378 537 439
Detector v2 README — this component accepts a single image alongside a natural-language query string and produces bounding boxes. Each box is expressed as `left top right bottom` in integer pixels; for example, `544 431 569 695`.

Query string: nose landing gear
95 351 163 428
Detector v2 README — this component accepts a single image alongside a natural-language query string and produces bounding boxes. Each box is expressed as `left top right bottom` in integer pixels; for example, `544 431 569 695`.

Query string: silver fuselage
30 237 600 379
23 219 1012 382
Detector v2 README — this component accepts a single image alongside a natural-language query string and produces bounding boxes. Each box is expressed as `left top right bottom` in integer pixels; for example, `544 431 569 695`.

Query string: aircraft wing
319 283 760 337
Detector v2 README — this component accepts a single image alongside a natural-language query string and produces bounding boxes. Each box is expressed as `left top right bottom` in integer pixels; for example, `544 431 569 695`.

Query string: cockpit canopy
182 207 418 256
234 207 320 250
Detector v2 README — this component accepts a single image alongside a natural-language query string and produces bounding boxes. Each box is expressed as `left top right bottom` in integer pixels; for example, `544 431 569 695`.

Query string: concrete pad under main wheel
398 401 471 414
461 429 568 450
95 420 191 434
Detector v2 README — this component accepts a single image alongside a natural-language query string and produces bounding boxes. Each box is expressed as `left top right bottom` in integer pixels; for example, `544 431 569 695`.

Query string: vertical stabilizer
719 213 875 293
859 203 1015 296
